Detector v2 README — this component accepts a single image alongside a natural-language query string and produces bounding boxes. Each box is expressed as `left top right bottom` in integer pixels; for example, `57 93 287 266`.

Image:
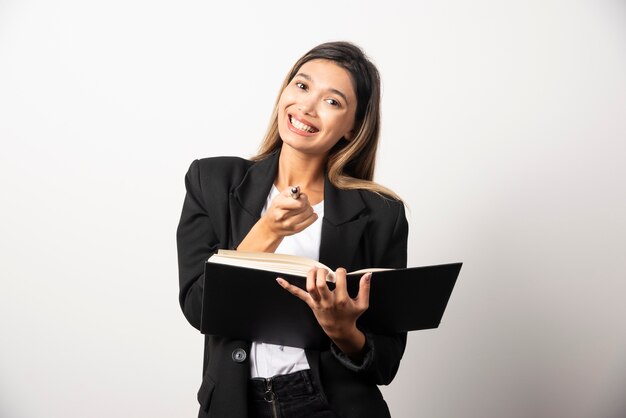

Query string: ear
344 129 354 141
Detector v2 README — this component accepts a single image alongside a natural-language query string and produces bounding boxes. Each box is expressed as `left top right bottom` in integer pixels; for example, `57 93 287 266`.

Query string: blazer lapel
319 175 369 271
228 151 280 249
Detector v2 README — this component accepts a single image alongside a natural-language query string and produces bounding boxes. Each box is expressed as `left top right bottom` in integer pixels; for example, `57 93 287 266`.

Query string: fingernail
364 273 372 283
276 277 285 286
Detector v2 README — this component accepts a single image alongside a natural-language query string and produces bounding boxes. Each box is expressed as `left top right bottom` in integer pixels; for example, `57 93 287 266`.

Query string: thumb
356 272 372 311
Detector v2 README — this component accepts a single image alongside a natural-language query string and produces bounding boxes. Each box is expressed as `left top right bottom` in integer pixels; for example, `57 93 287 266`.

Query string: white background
1 1 625 417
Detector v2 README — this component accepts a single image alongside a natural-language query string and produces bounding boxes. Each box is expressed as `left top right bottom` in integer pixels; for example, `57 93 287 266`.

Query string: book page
209 250 333 280
347 267 393 275
209 250 392 282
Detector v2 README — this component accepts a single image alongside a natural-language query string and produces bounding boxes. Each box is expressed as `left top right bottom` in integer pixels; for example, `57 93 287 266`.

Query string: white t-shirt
249 185 324 378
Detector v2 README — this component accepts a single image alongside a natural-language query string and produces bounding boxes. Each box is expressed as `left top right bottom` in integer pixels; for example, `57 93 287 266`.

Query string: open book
202 250 462 349
208 250 390 282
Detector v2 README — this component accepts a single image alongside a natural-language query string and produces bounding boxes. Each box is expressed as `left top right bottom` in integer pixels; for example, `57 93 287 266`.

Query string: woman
177 41 408 418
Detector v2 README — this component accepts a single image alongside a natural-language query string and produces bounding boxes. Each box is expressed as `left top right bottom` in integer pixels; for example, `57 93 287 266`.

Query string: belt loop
301 370 314 394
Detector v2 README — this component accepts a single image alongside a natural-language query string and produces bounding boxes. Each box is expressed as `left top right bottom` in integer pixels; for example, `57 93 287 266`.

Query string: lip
287 114 319 137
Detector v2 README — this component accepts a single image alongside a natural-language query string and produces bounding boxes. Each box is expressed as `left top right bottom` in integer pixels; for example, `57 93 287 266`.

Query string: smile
289 115 319 134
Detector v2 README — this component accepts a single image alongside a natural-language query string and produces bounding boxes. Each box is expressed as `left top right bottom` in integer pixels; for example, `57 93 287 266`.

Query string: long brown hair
252 41 401 201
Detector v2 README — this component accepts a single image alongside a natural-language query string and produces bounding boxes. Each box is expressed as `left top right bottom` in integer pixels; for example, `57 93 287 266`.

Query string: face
277 59 357 158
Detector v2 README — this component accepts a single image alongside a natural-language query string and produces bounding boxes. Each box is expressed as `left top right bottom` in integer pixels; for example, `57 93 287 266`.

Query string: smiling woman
254 42 401 201
177 41 408 418
279 60 356 154
273 59 358 205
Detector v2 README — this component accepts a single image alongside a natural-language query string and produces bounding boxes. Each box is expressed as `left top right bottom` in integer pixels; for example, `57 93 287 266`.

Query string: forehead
296 59 356 100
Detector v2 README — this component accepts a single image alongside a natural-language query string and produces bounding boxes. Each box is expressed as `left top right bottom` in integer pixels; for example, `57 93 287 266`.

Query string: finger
286 204 315 223
355 272 372 312
306 268 321 303
276 278 312 304
273 197 308 214
269 205 313 232
333 267 349 301
277 197 313 219
316 268 333 301
296 192 312 207
289 211 319 233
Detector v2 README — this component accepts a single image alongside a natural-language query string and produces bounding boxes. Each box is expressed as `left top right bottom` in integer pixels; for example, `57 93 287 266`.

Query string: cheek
278 87 298 107
331 114 354 134
277 90 289 111
277 96 291 125
277 94 287 110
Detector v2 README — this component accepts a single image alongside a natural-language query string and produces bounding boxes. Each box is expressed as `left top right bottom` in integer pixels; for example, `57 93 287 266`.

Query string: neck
275 146 326 202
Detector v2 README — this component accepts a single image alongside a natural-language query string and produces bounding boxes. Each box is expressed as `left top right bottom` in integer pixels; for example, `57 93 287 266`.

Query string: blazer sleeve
330 200 409 385
176 159 223 331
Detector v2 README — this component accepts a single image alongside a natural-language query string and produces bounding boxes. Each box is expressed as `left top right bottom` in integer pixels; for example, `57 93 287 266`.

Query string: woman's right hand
261 187 319 237
236 187 318 253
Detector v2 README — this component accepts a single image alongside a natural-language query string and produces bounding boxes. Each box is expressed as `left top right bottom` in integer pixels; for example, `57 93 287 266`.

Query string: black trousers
248 370 338 418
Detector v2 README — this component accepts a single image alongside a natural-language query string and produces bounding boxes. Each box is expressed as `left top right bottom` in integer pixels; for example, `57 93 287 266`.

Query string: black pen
289 186 301 199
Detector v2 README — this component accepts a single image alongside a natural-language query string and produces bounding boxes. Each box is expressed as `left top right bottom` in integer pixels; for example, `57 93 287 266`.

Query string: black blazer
177 149 409 418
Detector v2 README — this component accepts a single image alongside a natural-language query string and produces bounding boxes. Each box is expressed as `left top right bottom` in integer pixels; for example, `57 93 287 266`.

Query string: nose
297 95 317 116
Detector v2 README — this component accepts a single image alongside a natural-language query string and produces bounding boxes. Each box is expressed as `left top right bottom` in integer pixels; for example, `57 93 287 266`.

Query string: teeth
290 116 316 133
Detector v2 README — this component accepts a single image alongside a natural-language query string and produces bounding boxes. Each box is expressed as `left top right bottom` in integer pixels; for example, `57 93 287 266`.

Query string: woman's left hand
277 267 371 358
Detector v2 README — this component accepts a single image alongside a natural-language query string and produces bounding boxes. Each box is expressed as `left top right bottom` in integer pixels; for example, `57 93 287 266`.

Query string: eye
325 98 341 107
295 82 307 90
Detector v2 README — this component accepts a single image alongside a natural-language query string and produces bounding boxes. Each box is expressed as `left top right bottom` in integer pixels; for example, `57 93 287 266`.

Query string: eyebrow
294 72 350 105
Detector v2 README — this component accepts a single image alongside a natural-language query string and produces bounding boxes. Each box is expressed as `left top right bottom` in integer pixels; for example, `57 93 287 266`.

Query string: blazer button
232 348 247 363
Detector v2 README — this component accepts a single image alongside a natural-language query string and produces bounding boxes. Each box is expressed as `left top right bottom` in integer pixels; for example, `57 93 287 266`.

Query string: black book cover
201 262 462 349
